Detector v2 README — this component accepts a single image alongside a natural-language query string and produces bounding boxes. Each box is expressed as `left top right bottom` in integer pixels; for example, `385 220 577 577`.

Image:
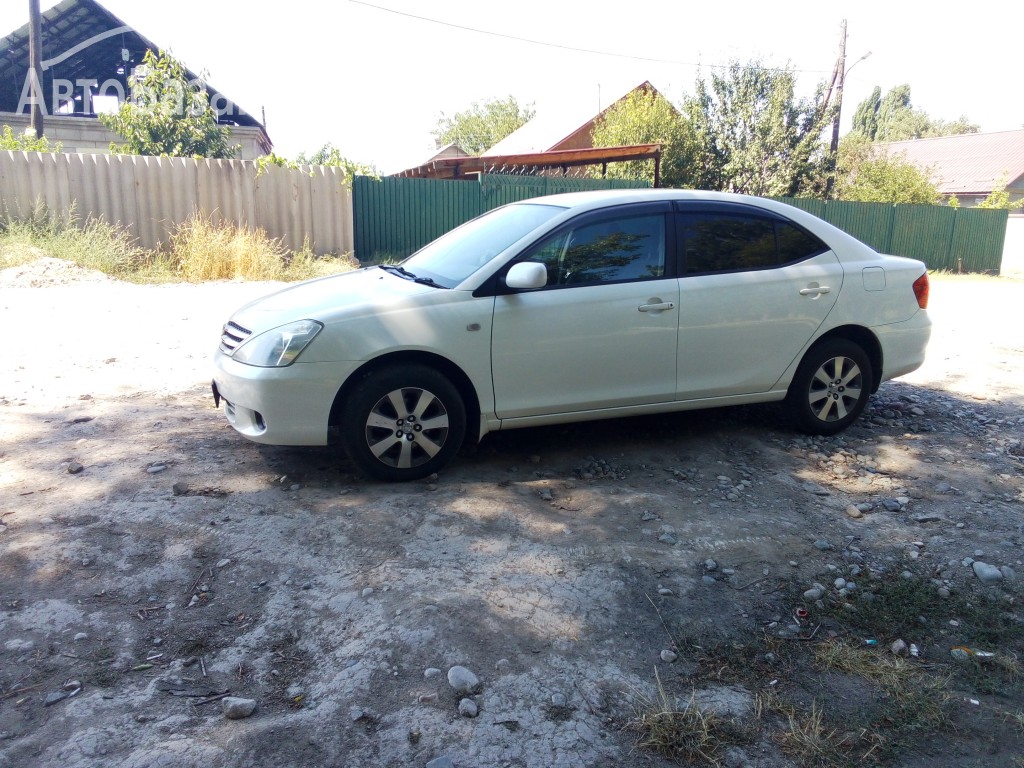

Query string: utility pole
825 20 870 199
28 0 44 137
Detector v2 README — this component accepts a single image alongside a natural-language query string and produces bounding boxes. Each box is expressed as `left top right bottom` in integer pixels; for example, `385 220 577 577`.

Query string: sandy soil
1 261 1022 767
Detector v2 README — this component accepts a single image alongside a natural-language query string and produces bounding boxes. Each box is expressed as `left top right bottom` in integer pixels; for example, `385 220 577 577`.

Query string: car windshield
401 203 564 288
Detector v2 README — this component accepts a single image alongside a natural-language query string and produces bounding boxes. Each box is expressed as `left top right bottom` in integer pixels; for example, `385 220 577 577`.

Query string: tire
786 339 872 435
341 365 466 482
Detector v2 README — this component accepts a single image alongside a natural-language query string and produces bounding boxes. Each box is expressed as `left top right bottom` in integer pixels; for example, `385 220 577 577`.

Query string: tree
100 50 239 159
681 60 832 197
432 96 535 155
295 142 377 177
850 84 979 142
590 88 709 188
832 134 941 204
0 124 61 152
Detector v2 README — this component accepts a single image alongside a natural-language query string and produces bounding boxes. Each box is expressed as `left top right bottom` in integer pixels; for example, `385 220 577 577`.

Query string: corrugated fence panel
891 205 956 269
0 150 354 255
949 208 1008 273
822 201 895 253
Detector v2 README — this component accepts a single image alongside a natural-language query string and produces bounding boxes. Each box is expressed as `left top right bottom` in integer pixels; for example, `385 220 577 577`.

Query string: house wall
0 150 353 255
1 112 269 161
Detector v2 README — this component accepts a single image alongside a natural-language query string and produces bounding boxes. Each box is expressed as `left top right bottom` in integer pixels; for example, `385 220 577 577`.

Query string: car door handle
638 301 675 312
799 286 831 296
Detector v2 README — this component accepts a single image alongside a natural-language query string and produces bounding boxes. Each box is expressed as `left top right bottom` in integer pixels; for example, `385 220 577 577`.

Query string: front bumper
212 350 360 446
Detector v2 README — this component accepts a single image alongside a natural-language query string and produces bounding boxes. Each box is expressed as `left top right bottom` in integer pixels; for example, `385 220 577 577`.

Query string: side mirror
505 261 548 290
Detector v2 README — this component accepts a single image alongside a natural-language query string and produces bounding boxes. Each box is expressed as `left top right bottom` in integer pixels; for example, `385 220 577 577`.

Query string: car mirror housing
505 262 548 290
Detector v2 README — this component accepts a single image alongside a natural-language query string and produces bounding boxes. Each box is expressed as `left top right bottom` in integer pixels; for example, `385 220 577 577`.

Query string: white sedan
212 189 931 481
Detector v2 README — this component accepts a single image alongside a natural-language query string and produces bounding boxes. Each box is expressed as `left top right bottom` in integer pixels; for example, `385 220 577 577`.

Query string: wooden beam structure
395 144 663 186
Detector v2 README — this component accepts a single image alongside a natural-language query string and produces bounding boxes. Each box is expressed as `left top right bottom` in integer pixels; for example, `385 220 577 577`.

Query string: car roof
519 189 873 254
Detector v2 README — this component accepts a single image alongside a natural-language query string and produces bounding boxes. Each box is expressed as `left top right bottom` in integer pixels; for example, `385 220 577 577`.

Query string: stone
658 533 677 545
427 757 455 768
814 540 831 551
67 462 84 475
551 692 567 707
891 639 909 656
424 667 442 680
803 587 825 601
972 561 1004 586
1001 565 1017 582
172 482 189 496
660 650 678 663
222 697 257 719
458 698 478 717
147 464 168 474
845 505 863 519
702 575 717 585
705 559 718 571
447 666 479 694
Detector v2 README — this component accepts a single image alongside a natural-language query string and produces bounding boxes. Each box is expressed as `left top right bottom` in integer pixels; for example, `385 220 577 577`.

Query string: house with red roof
881 129 1024 212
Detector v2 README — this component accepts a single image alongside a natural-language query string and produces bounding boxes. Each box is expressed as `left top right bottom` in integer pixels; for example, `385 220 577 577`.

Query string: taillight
912 272 929 309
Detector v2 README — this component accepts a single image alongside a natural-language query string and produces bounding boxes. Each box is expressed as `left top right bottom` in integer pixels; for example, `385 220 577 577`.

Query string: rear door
673 204 844 400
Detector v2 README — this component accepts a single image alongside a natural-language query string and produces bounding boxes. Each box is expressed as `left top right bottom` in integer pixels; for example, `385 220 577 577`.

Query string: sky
3 0 1021 173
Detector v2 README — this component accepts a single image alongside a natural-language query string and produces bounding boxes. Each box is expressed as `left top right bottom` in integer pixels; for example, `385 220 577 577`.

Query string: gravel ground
1 260 1023 767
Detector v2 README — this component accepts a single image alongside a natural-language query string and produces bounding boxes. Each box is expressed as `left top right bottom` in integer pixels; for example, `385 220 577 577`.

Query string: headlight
231 320 323 367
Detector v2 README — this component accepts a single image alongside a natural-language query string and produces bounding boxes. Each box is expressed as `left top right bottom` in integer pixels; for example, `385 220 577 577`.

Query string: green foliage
833 134 940 204
591 88 708 188
432 96 535 155
976 174 1024 210
850 84 979 141
682 60 832 196
100 50 239 159
295 143 379 178
0 124 62 153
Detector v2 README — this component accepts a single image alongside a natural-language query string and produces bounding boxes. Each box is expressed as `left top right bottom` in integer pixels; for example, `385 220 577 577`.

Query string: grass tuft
628 671 731 765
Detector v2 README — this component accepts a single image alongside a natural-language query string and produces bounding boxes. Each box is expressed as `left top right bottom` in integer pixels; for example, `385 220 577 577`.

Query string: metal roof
880 129 1024 195
0 0 265 133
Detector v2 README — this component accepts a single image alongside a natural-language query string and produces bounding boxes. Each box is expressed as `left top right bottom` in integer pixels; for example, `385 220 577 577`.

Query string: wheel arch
804 325 883 393
328 351 483 446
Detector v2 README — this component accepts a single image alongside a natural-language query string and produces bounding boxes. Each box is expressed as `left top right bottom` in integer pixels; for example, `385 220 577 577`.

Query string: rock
458 698 478 717
1001 566 1017 582
361 588 374 598
914 514 941 523
881 498 902 512
834 578 847 590
74 632 88 641
701 575 717 585
657 587 674 596
937 586 951 599
146 464 168 474
424 667 442 680
67 462 84 475
447 666 479 694
660 650 678 663
704 559 718 571
222 697 257 719
551 692 567 707
891 639 909 656
172 482 189 496
44 691 69 706
814 540 831 551
972 561 1004 586
426 757 455 768
658 533 677 545
417 693 438 704
845 505 863 519
803 587 825 601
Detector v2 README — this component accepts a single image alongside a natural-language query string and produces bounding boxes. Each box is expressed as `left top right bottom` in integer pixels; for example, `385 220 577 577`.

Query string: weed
628 671 734 765
774 700 849 766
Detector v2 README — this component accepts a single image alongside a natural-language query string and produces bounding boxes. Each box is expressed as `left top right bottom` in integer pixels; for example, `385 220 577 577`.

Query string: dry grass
1 204 357 284
627 671 730 765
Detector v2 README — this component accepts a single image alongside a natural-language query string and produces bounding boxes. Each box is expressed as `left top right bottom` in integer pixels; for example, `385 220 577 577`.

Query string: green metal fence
352 177 1009 272
776 198 1008 273
352 175 647 262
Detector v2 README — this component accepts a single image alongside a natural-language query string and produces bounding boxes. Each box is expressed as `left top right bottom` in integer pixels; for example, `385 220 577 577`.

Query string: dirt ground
1 260 1023 768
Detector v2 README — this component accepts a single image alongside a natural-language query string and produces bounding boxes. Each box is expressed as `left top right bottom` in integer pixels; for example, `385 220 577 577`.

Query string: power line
347 0 832 75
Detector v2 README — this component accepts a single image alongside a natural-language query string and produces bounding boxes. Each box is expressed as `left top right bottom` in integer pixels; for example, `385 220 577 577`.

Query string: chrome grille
219 321 251 355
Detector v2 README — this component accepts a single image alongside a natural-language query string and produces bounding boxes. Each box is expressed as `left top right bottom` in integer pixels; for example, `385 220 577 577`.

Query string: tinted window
777 220 829 262
680 213 829 274
525 213 666 286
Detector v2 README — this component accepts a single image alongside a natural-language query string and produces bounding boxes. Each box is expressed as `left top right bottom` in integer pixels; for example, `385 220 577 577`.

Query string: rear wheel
341 365 466 482
787 339 872 435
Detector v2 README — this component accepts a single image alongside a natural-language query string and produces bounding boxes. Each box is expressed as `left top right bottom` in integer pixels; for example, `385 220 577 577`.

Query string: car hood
228 268 437 332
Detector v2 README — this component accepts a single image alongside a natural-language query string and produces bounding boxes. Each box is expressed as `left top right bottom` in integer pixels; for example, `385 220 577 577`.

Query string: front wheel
341 365 466 482
786 339 872 435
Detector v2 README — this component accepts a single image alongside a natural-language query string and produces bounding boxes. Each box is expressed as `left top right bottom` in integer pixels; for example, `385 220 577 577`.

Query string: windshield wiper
378 263 446 288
